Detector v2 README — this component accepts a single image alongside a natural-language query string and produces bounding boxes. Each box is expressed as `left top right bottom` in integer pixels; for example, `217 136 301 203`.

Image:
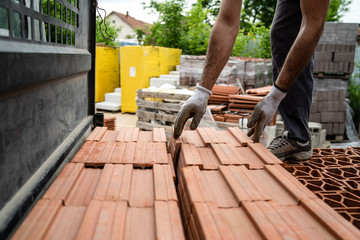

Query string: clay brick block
11 199 62 240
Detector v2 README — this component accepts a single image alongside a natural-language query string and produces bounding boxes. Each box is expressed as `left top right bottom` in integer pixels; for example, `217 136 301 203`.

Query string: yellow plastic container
120 46 182 113
95 46 120 102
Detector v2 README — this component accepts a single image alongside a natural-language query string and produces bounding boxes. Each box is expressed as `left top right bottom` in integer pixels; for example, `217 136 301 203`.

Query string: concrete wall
0 0 95 236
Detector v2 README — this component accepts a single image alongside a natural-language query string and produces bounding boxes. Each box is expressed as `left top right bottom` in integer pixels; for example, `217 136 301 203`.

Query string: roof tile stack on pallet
12 127 184 240
210 85 272 124
310 88 347 137
169 127 360 239
284 147 360 229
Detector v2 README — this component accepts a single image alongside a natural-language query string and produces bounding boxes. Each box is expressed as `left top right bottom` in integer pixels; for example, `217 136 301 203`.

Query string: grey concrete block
310 112 321 123
322 123 333 135
311 102 317 113
334 52 355 62
319 129 327 146
339 89 346 100
321 112 345 123
314 52 333 61
338 123 345 134
333 123 339 135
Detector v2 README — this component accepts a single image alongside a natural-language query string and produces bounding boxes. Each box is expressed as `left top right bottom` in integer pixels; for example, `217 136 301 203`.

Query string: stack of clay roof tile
208 85 240 105
284 147 360 229
12 127 184 240
169 127 360 239
104 117 116 130
245 85 272 96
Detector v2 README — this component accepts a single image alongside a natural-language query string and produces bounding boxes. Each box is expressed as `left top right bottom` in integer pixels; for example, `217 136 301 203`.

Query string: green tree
96 16 121 46
240 0 276 31
198 0 221 21
143 0 186 49
326 0 352 22
181 1 211 55
349 61 360 133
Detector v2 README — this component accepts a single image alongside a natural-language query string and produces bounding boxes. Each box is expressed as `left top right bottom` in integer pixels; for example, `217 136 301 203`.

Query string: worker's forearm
199 20 239 90
275 24 324 90
276 0 329 90
199 0 242 90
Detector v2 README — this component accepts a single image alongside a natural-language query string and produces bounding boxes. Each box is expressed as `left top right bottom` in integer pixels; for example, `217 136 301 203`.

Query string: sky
97 0 360 24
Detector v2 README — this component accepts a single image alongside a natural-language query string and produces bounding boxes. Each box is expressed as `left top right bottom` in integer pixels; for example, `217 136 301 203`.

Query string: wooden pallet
136 89 192 134
314 72 350 80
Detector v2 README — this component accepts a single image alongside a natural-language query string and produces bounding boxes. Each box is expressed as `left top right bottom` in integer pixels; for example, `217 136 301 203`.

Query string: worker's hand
173 85 212 139
247 85 287 142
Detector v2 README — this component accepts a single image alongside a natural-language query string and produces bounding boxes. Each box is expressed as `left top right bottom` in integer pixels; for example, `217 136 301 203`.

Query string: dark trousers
271 0 314 142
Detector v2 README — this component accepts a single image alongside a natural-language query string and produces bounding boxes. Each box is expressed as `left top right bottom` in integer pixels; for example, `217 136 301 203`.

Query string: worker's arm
247 0 330 142
275 0 330 90
173 0 243 139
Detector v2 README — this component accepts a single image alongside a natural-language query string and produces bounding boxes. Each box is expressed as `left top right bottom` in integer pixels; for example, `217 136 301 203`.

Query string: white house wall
107 14 137 40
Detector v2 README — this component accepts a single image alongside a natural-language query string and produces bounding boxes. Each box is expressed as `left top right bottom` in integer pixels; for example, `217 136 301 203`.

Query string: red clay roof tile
154 201 185 240
44 206 86 240
11 199 62 240
42 163 84 201
86 127 107 141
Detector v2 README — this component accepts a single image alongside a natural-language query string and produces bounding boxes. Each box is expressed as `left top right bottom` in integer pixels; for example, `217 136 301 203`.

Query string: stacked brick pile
12 127 185 240
104 117 116 130
314 22 358 77
310 88 347 136
284 147 360 229
169 127 360 239
179 55 272 89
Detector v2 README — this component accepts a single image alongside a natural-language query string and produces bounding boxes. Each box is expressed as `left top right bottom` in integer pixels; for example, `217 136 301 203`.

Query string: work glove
247 85 287 142
173 85 212 139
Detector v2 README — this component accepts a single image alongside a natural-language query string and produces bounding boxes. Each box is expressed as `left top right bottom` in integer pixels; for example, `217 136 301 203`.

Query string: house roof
109 11 151 31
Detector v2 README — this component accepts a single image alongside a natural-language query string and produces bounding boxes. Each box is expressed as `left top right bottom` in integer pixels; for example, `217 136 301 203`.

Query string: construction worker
173 0 330 161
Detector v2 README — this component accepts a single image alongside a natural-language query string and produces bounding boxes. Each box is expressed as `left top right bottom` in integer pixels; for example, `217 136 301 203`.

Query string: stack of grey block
179 55 273 90
310 88 346 136
314 22 358 77
310 22 358 138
